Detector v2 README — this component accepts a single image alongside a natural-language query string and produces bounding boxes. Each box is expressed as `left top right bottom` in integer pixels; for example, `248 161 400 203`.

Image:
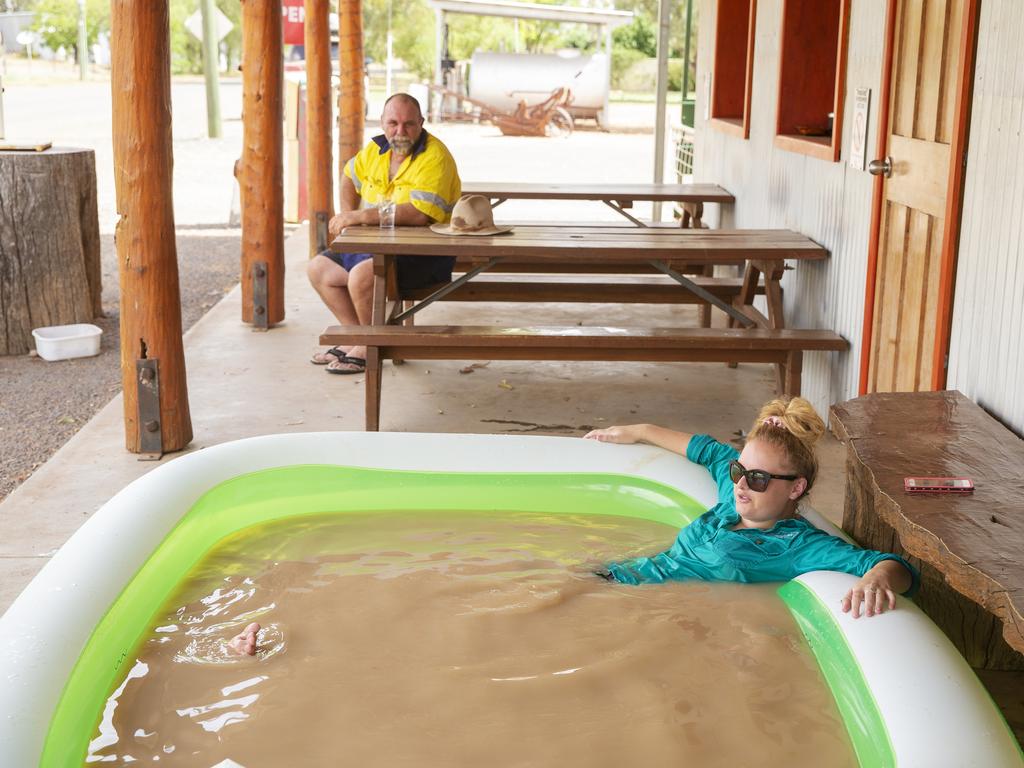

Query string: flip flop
311 346 346 365
325 355 366 375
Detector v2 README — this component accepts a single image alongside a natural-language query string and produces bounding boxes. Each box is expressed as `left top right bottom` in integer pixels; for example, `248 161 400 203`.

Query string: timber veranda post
110 0 193 454
337 0 365 182
239 0 285 327
305 0 333 257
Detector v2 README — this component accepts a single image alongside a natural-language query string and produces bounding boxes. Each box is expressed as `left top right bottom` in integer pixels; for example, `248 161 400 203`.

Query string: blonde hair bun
754 396 826 447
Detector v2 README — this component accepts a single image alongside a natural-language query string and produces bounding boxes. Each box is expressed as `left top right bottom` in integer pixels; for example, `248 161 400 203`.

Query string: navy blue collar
372 130 429 159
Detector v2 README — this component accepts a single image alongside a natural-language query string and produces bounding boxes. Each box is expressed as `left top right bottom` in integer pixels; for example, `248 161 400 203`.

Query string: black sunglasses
728 460 799 493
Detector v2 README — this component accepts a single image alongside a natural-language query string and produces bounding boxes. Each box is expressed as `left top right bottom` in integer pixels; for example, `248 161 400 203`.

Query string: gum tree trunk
239 0 285 326
110 0 193 453
305 0 333 256
338 0 365 173
0 148 101 355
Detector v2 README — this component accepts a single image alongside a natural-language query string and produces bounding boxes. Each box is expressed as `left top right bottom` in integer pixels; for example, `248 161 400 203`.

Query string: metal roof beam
428 0 633 29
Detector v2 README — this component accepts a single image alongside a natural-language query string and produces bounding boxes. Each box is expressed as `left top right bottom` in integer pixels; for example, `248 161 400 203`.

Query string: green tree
216 0 242 73
560 25 599 54
167 0 243 76
613 0 699 59
612 15 656 57
31 0 109 55
363 0 698 88
169 0 202 73
388 0 435 78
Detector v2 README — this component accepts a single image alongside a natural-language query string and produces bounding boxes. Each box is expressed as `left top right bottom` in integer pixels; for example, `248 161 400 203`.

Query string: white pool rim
0 432 1019 767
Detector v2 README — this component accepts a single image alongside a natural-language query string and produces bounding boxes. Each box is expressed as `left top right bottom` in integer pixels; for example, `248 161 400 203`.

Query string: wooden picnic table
460 182 734 227
325 224 842 430
336 225 818 265
339 225 825 331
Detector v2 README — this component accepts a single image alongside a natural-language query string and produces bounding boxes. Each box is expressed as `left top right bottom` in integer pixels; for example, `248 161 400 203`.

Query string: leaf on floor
459 362 491 375
498 379 514 390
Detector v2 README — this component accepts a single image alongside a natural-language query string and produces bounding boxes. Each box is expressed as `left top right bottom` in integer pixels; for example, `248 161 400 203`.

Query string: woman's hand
583 424 693 455
842 578 896 619
583 425 645 444
841 560 910 619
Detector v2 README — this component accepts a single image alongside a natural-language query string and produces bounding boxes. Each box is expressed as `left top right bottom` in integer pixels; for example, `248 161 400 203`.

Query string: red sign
282 0 305 46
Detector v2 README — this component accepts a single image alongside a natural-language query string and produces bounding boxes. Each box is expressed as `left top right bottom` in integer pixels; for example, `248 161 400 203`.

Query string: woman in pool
227 397 910 654
583 396 917 619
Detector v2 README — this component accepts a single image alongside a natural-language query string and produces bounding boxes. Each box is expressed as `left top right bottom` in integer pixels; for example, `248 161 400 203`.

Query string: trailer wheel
546 107 574 137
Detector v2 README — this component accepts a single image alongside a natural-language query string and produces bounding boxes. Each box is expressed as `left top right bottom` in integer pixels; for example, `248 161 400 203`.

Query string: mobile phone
904 477 974 493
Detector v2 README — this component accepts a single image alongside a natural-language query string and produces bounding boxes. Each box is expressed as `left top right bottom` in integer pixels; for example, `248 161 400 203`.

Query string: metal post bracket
315 211 329 254
136 358 163 460
252 259 269 331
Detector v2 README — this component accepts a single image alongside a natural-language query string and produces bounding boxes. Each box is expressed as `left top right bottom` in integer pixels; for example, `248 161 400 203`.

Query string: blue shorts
325 252 456 293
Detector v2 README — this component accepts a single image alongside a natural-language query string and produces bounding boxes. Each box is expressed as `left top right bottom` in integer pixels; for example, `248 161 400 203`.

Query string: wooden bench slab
324 325 848 355
322 324 849 431
831 391 1024 670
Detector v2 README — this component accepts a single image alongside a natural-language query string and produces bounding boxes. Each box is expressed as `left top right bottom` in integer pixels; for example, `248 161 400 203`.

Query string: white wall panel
947 0 1024 435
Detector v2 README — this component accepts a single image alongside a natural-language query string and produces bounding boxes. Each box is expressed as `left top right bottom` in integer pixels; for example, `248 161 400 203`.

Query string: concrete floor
0 226 848 613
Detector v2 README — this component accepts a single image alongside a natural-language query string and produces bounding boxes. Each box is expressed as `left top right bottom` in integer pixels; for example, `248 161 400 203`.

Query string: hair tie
762 416 787 429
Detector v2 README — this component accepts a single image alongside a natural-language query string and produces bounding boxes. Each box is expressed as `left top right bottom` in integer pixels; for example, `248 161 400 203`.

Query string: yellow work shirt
344 131 461 223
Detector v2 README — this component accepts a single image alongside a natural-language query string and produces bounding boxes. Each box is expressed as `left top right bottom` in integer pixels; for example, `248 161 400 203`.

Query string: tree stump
0 147 102 355
831 391 1024 670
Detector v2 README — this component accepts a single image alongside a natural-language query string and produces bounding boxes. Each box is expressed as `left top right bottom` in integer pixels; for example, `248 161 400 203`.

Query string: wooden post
337 0 365 178
110 0 192 453
305 0 333 257
239 0 285 326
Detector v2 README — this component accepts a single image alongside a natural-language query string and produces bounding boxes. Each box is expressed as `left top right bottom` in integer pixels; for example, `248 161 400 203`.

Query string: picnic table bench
323 325 847 428
324 225 848 430
830 391 1024 670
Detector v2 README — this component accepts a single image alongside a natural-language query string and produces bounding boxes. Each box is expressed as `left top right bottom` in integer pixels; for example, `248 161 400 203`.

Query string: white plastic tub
31 323 102 361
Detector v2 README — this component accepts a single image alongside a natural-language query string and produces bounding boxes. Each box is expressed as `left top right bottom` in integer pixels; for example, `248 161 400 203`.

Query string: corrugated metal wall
695 0 1023 435
693 0 885 418
946 1 1024 435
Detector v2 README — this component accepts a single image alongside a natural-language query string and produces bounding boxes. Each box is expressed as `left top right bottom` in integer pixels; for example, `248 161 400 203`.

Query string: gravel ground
0 229 243 502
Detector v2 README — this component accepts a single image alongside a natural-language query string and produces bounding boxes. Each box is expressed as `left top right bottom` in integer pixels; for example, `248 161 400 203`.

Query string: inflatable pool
0 433 1020 767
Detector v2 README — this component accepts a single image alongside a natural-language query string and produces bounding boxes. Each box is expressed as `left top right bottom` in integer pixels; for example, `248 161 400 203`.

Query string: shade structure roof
428 0 633 28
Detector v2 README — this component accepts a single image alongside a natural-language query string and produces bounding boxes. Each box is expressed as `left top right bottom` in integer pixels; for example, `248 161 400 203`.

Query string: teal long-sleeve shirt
607 435 919 594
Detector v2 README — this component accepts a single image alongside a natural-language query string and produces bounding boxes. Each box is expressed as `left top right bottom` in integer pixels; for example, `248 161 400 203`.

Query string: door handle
868 156 893 178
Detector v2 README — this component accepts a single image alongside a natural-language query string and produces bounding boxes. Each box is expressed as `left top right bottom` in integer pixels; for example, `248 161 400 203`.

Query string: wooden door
864 0 975 393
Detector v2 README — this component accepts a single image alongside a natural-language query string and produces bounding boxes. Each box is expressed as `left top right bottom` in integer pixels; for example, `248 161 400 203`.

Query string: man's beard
390 136 415 155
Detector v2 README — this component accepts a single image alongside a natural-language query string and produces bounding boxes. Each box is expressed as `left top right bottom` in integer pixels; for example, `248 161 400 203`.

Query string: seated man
308 93 461 374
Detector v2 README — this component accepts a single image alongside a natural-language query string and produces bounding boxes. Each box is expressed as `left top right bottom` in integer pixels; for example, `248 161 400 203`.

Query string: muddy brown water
86 511 856 766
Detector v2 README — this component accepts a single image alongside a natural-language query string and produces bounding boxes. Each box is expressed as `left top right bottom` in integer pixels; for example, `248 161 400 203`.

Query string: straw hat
429 194 513 236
